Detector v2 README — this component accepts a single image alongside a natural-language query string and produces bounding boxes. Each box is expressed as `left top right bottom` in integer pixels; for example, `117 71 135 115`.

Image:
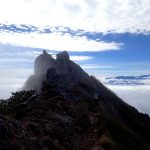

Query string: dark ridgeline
0 51 150 150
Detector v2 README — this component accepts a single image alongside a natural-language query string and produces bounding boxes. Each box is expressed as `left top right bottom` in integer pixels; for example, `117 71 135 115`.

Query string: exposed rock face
56 51 70 61
23 50 55 92
23 51 91 93
34 50 54 75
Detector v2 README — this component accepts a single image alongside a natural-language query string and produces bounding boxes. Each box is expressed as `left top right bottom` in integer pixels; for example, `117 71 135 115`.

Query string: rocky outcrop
34 50 55 75
23 51 91 93
0 50 150 149
56 51 70 61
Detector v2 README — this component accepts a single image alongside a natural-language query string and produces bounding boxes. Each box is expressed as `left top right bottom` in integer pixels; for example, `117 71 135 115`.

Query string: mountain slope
0 51 150 150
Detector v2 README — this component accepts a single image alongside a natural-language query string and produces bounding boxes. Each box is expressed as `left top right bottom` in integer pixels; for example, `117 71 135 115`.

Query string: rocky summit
23 50 90 93
0 51 150 150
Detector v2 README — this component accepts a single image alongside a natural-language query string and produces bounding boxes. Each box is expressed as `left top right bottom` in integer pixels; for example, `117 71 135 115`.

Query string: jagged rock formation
23 50 91 93
34 50 55 75
23 50 55 92
0 51 150 150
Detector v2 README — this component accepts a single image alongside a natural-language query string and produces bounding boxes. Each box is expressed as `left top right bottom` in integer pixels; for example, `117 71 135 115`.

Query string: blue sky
0 0 150 115
81 33 150 76
0 0 150 78
0 30 150 76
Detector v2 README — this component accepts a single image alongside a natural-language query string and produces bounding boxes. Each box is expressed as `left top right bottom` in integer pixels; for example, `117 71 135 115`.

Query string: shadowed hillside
0 51 150 150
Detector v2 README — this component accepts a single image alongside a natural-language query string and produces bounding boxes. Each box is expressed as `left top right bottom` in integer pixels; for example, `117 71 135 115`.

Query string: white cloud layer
0 56 93 63
108 85 150 116
81 64 117 69
0 64 149 116
0 0 150 34
70 56 93 61
0 48 94 63
0 68 33 99
1 68 150 117
0 31 121 52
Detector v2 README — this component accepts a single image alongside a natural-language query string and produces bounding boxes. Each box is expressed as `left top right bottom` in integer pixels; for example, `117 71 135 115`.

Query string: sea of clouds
107 85 150 116
0 68 150 116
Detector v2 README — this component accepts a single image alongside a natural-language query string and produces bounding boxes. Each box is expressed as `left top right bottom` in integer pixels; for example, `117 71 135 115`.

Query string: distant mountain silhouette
0 51 150 150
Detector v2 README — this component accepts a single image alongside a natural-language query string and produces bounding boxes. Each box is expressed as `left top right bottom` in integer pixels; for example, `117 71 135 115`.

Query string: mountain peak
1 50 150 150
23 51 89 92
56 51 69 61
34 50 54 76
43 50 48 55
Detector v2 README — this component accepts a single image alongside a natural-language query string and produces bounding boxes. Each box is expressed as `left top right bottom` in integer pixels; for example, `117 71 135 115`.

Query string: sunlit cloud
81 64 118 70
0 48 94 63
0 0 150 34
0 31 122 52
103 74 150 85
0 68 33 99
108 85 150 115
